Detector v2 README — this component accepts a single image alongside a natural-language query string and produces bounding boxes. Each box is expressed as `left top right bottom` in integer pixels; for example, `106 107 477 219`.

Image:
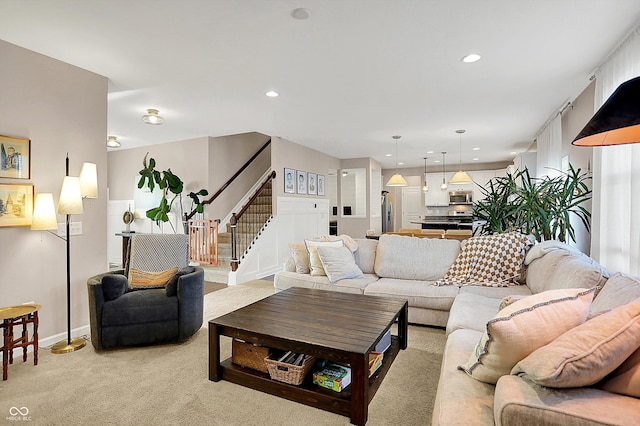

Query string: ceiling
1 1 640 170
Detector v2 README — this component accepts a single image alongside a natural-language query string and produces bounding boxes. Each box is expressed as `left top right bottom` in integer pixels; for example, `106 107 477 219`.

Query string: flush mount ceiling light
440 152 448 191
291 7 311 20
142 109 164 125
386 135 408 187
422 157 429 193
462 53 482 63
573 76 640 146
106 135 121 148
265 91 279 97
450 130 473 184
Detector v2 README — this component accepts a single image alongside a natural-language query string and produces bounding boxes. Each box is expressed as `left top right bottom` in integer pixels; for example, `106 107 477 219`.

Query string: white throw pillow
316 245 364 283
305 239 344 276
458 287 596 384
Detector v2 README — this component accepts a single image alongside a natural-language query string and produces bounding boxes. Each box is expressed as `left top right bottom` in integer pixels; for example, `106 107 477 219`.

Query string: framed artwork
317 175 325 196
296 170 307 194
308 172 317 195
0 135 30 179
284 168 295 194
0 184 33 227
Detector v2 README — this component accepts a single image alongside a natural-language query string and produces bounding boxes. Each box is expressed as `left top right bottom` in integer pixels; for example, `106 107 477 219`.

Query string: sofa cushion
525 248 608 295
592 272 640 313
353 238 378 274
512 297 640 388
458 284 532 299
364 278 459 311
102 288 178 326
102 274 128 301
459 287 596 384
374 234 460 281
599 346 640 398
273 270 377 295
446 293 502 336
316 245 364 283
438 232 533 287
289 241 310 274
305 239 344 276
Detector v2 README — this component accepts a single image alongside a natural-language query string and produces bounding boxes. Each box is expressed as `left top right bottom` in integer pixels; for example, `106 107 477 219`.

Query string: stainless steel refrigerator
381 191 393 233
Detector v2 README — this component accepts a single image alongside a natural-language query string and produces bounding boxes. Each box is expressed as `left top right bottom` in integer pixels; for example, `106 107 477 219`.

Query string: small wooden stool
1 304 41 381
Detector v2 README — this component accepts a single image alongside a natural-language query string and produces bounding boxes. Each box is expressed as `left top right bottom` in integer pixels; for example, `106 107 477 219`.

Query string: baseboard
24 325 92 353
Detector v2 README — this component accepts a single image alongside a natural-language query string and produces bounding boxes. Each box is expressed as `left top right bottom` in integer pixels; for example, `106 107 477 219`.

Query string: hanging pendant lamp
440 151 448 191
386 135 408 187
450 129 473 184
422 157 429 192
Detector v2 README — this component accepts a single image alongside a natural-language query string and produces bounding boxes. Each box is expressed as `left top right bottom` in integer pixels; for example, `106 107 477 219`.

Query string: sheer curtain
536 114 562 178
591 26 640 275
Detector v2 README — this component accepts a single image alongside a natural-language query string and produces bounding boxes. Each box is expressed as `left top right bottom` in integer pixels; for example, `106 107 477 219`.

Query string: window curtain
536 114 562 178
591 26 640 275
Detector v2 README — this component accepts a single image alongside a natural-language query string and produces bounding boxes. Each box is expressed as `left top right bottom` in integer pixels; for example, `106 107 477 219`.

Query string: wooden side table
1 304 41 380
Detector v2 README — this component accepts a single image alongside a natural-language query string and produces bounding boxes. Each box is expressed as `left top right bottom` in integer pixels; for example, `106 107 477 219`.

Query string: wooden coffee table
209 287 408 425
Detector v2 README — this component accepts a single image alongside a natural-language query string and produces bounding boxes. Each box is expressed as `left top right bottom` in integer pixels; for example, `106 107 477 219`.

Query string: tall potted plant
137 153 208 232
474 165 591 243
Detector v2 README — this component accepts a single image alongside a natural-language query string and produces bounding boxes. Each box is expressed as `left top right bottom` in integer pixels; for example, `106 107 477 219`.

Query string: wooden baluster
230 213 238 271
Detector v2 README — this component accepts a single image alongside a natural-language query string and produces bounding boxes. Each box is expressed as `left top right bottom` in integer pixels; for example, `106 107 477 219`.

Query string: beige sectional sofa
275 234 640 425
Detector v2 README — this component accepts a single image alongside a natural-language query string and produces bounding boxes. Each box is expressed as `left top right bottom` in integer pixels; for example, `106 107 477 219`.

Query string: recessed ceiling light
398 162 404 165
385 154 392 157
510 151 518 155
462 53 482 63
433 160 441 163
291 8 311 20
265 91 279 97
473 147 480 151
427 150 434 154
473 157 479 161
142 109 164 125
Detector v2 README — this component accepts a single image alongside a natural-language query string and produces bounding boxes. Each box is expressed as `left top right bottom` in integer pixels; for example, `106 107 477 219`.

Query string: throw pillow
101 274 128 301
458 287 596 384
305 240 344 276
437 232 533 287
316 245 364 283
165 266 196 297
599 346 640 398
511 297 640 388
289 242 310 274
129 267 178 290
591 272 640 313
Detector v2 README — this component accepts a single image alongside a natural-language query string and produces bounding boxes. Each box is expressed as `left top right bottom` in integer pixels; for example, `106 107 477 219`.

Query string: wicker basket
231 339 271 373
264 353 316 385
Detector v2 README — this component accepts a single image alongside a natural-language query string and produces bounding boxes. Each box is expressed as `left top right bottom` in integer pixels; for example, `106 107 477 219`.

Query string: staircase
199 181 273 284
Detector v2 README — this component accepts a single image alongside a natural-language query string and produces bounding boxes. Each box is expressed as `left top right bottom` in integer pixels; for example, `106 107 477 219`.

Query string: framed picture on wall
284 168 295 194
317 175 325 196
296 170 307 194
308 172 317 195
0 183 33 227
0 135 30 179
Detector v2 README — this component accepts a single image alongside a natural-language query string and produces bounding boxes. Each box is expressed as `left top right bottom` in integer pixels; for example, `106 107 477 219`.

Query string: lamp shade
450 170 473 184
31 193 58 230
57 176 83 215
79 162 98 198
573 76 640 146
386 173 408 187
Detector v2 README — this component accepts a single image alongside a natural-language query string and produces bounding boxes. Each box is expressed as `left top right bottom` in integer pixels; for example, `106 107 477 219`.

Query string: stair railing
230 171 276 271
188 219 219 265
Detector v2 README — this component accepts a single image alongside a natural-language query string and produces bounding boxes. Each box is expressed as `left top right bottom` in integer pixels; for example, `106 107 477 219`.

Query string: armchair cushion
101 289 178 327
166 266 196 297
102 274 128 301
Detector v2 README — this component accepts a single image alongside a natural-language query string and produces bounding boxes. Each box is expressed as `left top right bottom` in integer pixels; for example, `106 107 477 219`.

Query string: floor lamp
31 155 98 354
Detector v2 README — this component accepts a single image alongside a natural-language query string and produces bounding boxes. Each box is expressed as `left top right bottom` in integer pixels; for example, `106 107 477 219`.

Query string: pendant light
422 157 429 192
386 135 408 187
450 129 473 184
440 151 448 191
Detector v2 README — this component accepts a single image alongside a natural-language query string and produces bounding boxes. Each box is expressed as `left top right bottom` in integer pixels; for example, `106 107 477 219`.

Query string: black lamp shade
573 76 640 146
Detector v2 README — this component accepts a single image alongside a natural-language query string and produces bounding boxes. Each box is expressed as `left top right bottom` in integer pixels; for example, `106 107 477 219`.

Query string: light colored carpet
0 280 445 425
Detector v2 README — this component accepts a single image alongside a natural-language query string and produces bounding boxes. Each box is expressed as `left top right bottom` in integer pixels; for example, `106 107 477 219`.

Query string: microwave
449 191 473 205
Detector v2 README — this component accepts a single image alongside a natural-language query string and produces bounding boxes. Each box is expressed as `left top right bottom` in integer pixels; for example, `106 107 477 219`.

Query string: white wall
0 40 108 341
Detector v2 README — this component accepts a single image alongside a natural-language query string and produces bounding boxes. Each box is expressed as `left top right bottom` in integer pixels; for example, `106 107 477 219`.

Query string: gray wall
0 40 108 340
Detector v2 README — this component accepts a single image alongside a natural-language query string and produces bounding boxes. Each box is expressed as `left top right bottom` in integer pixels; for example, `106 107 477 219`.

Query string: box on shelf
369 351 384 377
231 339 271 373
375 329 392 353
313 363 352 392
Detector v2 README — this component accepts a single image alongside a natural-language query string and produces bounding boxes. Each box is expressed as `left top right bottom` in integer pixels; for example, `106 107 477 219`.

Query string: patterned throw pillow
437 232 533 287
129 267 178 290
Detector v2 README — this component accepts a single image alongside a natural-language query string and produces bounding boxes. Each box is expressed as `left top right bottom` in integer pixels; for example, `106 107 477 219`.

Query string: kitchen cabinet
424 172 451 206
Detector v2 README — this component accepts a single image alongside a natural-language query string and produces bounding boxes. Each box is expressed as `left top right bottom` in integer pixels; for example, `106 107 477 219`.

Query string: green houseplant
474 165 591 243
137 153 208 232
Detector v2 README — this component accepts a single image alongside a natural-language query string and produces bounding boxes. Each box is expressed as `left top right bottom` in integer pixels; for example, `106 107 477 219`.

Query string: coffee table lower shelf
218 337 401 419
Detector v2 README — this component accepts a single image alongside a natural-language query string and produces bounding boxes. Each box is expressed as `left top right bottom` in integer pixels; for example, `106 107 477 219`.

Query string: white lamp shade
57 176 83 215
79 162 98 198
450 170 473 184
31 193 58 230
386 173 408 187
